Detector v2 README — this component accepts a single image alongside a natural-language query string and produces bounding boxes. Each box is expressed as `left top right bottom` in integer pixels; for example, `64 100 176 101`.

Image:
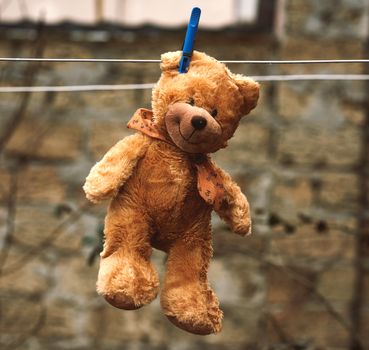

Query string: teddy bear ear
160 51 182 73
232 74 260 115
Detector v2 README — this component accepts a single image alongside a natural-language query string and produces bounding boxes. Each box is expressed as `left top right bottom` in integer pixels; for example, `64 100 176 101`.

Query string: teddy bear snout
191 116 207 130
165 102 223 153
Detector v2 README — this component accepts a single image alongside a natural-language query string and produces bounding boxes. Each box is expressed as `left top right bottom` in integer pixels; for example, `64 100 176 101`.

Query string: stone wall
0 1 368 349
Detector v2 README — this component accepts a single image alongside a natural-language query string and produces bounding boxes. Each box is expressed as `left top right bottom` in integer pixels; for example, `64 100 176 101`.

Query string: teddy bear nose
191 116 207 130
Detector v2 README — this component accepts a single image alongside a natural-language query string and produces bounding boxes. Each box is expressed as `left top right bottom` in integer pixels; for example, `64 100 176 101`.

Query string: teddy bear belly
146 181 212 251
131 142 194 209
131 147 211 242
136 158 199 215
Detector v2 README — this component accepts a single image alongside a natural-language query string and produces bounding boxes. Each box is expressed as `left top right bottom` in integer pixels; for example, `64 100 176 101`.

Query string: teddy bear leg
161 235 223 335
96 208 159 310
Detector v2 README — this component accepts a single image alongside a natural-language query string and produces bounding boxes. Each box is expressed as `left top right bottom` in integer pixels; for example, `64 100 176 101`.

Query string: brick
51 62 107 86
361 271 369 308
280 39 364 73
81 90 140 119
0 294 43 336
5 119 82 160
88 120 132 160
17 165 66 204
267 307 350 348
278 81 366 126
0 247 49 295
0 207 7 234
209 257 264 307
208 258 242 304
270 209 357 261
280 38 365 74
284 0 314 36
285 1 367 40
269 223 356 260
277 84 313 121
209 305 263 347
87 303 167 345
39 301 81 339
242 172 273 220
43 43 92 61
341 101 366 126
213 227 267 258
319 173 359 210
52 92 86 113
266 264 316 304
277 125 361 167
278 82 350 127
359 307 369 348
272 178 313 222
54 256 98 301
317 266 355 302
249 82 273 118
0 168 11 204
13 205 82 252
213 121 269 170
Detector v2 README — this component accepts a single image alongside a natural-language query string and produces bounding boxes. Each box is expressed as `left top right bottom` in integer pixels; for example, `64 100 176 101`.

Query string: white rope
0 58 368 64
0 75 368 93
222 59 369 65
0 83 156 92
252 74 369 81
0 58 162 63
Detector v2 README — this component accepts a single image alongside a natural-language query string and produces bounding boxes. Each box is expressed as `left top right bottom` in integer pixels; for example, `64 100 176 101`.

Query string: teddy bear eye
211 109 218 118
188 98 195 106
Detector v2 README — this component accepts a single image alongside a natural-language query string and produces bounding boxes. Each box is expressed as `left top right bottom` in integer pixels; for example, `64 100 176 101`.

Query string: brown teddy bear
83 51 259 335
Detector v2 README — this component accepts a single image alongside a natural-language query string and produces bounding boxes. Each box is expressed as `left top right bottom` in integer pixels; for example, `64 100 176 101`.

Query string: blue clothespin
178 7 201 74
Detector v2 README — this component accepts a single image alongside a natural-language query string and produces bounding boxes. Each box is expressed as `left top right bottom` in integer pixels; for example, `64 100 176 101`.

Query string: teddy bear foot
97 254 159 310
104 292 141 310
161 285 223 335
232 221 251 236
98 273 159 310
166 313 221 335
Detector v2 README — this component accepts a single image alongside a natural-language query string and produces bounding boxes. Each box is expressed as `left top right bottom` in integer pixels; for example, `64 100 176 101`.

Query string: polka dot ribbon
127 108 167 141
127 108 225 210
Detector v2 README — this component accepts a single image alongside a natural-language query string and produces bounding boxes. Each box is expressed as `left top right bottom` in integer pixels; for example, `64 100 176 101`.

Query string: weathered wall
0 1 368 349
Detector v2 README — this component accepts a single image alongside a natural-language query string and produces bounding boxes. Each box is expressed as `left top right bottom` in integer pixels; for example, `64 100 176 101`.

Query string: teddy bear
83 50 259 335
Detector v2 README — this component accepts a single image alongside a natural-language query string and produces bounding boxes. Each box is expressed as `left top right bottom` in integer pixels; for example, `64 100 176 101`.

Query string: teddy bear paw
167 313 222 335
83 183 117 203
161 285 223 335
231 216 252 236
233 223 251 236
104 293 140 310
99 272 159 310
97 256 160 310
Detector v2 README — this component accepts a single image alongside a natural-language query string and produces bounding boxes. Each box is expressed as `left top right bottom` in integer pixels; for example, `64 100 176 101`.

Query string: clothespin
178 7 201 74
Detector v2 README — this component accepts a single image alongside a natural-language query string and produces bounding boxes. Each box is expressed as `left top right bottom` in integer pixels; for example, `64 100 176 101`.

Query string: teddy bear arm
83 134 150 203
212 163 251 236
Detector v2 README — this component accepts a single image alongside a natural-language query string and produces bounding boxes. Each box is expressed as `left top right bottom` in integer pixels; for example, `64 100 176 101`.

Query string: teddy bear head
151 51 259 154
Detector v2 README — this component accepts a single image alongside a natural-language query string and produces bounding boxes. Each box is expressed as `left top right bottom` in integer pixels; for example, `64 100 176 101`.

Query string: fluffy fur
84 51 259 335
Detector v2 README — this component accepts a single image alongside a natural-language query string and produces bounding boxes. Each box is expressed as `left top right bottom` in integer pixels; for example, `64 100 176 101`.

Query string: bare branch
0 202 90 276
1 299 46 350
266 311 294 345
0 167 18 276
240 246 364 348
350 34 369 350
0 21 45 154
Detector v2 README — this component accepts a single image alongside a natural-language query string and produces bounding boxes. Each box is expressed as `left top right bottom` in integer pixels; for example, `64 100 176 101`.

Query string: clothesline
0 58 368 64
1 57 368 92
0 74 368 93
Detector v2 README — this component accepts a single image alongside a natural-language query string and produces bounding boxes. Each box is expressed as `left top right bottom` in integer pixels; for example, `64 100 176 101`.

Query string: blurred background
0 0 368 349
